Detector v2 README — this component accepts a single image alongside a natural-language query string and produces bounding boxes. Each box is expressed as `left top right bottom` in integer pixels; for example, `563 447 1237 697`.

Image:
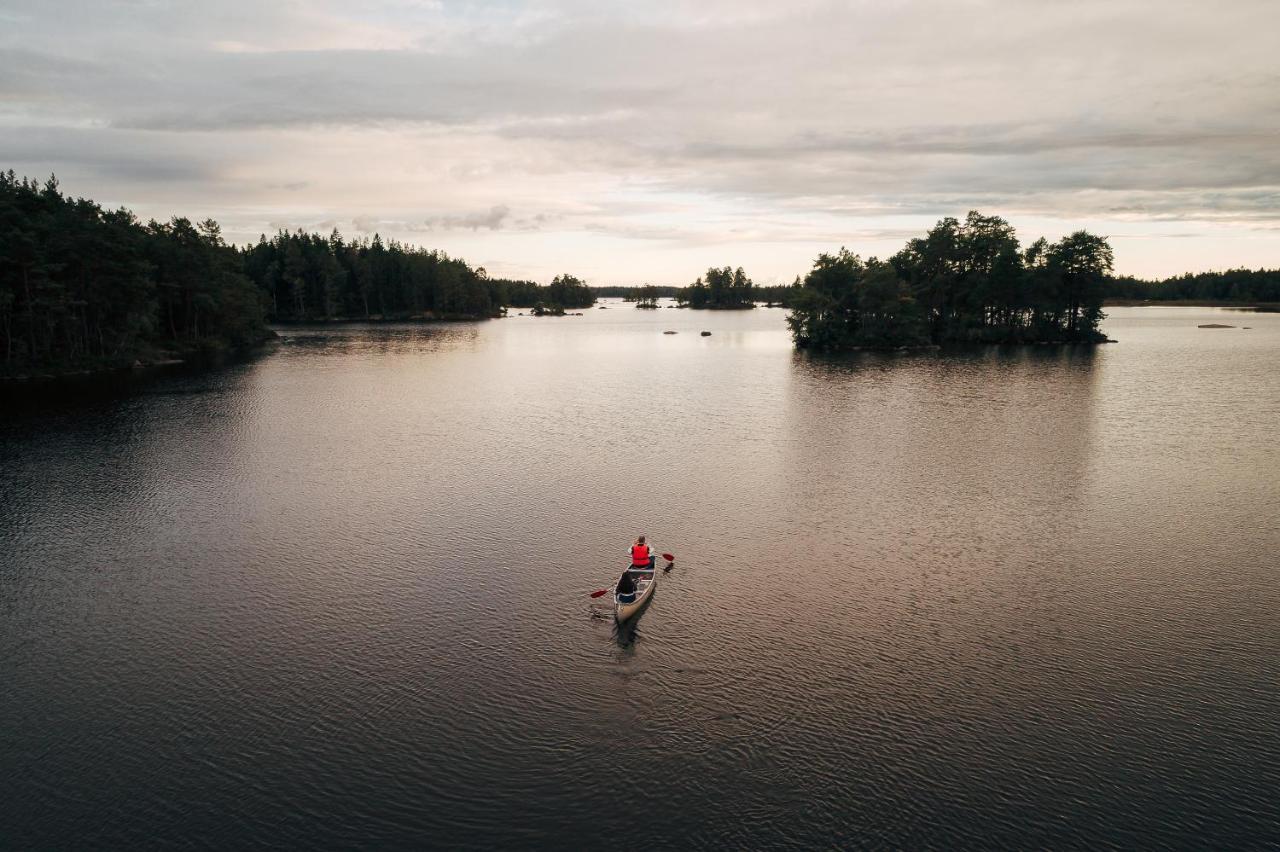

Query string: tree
1047 231 1112 339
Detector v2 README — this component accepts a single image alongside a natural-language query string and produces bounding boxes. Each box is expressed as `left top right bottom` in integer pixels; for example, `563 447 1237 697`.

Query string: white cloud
1 0 1278 281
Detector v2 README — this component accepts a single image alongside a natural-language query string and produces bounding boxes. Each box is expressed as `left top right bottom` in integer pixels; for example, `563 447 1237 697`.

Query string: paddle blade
662 553 675 562
590 589 609 598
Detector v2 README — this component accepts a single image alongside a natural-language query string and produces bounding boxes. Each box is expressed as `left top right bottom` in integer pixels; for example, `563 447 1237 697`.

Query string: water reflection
2 307 1279 849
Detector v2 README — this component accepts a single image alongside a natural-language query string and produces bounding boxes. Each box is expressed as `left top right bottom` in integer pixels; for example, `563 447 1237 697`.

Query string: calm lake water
2 304 1279 849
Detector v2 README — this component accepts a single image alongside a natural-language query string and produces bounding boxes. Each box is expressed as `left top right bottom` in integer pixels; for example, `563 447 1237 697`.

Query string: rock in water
1198 323 1235 328
701 331 712 336
663 330 677 335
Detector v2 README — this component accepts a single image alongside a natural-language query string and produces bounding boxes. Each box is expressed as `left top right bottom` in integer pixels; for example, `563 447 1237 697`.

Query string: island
499 274 595 315
787 212 1114 350
676 266 756 309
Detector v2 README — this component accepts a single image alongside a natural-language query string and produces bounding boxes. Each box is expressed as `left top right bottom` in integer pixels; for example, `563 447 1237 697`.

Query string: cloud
1 0 1278 280
426 205 511 231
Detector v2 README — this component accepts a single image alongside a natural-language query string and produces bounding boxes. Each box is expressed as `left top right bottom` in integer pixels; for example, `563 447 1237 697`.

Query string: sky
2 0 1278 285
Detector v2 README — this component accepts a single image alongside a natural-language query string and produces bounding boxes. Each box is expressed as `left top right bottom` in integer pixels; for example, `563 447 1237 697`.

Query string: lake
2 304 1278 848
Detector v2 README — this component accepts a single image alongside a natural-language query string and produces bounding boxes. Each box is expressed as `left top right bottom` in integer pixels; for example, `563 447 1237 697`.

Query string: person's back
630 535 652 569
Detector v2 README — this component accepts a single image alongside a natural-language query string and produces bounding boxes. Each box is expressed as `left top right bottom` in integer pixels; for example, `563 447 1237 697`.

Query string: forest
787 212 1114 349
243 230 500 322
242 233 595 320
0 172 268 376
1108 269 1280 303
0 174 603 374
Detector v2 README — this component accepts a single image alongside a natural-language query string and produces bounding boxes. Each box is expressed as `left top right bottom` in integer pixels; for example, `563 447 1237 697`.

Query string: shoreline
798 338 1115 354
1104 299 1279 310
268 312 499 324
1 333 279 403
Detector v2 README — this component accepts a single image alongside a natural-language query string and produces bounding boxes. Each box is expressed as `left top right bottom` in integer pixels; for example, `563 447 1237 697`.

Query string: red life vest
631 544 650 566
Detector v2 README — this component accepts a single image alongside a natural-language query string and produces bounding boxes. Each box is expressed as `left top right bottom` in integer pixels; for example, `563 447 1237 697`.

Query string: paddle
588 552 675 596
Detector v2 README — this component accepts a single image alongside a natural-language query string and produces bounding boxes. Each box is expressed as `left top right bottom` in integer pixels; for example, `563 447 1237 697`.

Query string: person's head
637 535 646 545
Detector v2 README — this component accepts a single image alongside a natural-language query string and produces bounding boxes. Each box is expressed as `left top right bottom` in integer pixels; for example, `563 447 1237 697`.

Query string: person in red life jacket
630 535 655 571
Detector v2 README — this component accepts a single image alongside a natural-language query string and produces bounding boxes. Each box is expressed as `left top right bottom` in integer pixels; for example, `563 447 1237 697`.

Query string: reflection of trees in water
781 345 1102 561
776 346 1107 721
276 323 483 357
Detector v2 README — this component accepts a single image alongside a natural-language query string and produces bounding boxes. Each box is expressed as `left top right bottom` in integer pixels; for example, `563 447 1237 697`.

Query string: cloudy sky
2 0 1277 284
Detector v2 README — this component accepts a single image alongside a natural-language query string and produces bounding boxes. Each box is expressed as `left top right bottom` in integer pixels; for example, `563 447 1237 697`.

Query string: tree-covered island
677 266 756 308
499 274 595 315
787 212 1114 350
635 285 660 308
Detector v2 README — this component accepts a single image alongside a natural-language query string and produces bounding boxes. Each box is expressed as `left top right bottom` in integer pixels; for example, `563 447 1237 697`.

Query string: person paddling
630 535 655 571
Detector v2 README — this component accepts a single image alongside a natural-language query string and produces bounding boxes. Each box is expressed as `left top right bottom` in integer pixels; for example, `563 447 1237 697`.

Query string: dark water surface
3 305 1279 849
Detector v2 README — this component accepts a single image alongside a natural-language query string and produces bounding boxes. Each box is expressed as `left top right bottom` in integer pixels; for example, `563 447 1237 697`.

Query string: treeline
1109 269 1280 303
593 281 799 306
677 266 755 309
593 285 680 299
0 172 267 375
500 274 595 310
757 282 801 306
243 231 501 321
242 231 601 321
788 212 1113 350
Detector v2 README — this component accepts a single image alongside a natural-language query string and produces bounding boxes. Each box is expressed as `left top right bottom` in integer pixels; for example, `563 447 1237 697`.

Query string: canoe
614 566 658 622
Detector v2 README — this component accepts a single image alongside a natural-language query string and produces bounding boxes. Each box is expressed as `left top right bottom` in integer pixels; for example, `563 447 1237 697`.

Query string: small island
787 212 1114 350
676 266 756 309
501 274 595 315
634 285 660 308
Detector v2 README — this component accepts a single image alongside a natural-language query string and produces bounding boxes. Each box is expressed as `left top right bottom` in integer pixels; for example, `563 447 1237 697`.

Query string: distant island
788 212 1113 350
676 266 756 309
592 282 800 306
499 274 595 316
634 285 660 308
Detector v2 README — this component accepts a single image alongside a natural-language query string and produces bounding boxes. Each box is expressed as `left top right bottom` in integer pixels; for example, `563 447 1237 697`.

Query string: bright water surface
2 305 1279 849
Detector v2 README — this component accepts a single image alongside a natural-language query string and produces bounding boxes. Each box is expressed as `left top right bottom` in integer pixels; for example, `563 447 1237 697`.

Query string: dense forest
1108 268 1280 303
242 234 593 320
0 174 607 375
243 230 501 321
677 266 756 308
0 172 268 376
787 212 1114 349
